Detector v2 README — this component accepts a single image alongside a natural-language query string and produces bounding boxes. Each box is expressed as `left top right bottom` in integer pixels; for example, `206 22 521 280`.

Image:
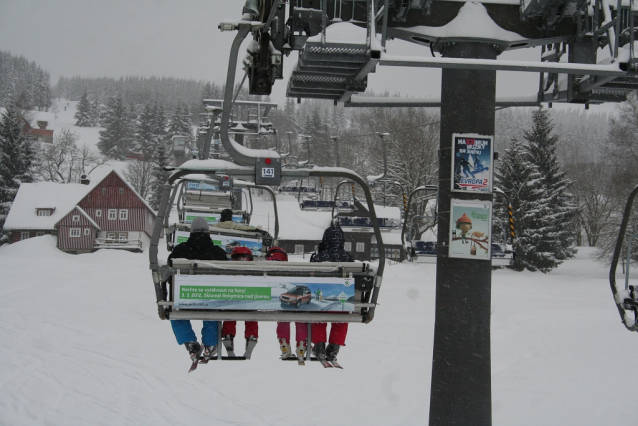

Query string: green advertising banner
174 274 355 312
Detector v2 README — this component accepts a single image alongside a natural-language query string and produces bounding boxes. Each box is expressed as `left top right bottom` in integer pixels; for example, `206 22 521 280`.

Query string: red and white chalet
4 170 157 253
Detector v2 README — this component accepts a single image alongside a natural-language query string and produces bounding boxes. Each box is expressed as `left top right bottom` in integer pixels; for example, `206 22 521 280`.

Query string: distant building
0 108 55 143
3 170 157 254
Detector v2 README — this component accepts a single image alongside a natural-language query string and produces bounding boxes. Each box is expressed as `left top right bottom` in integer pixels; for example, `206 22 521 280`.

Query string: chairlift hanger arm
401 185 438 246
246 183 279 239
609 184 638 332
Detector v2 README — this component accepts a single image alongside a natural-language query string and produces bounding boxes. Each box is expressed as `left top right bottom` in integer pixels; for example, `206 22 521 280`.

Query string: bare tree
123 159 154 200
35 127 109 183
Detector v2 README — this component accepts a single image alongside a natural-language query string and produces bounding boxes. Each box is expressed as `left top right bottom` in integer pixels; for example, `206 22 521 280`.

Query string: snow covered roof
4 182 93 230
0 108 55 131
56 205 102 230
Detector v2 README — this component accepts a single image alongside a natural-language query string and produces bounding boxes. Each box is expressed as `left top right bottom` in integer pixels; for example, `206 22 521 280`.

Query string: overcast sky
0 0 615 113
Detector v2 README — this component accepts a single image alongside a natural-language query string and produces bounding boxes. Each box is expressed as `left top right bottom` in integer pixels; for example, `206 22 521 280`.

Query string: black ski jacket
310 226 354 263
168 232 227 261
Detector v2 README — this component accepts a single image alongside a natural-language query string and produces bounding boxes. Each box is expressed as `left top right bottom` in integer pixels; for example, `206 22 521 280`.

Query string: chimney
37 120 47 130
80 174 91 185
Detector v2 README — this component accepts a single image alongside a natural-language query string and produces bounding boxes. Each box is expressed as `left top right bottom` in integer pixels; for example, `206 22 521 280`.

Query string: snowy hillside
1 228 637 425
50 99 130 176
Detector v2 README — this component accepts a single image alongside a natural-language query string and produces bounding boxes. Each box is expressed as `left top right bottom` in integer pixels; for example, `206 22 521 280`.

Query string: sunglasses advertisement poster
175 230 263 257
449 199 492 260
173 275 355 312
451 133 494 193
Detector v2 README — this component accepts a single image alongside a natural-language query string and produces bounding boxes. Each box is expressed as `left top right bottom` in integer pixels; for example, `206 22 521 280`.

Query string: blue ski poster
451 134 493 193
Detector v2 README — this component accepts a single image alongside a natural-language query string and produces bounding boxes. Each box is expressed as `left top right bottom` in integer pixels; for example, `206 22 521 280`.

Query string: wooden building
3 169 157 253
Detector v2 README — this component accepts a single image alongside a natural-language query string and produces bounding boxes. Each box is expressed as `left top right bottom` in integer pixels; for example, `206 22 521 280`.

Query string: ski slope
1 226 637 425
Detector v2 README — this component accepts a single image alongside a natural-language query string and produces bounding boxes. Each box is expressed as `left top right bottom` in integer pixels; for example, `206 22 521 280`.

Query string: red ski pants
311 323 348 346
221 321 258 339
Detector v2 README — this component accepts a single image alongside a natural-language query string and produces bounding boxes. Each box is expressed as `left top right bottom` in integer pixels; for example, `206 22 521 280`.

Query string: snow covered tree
168 102 192 139
149 141 171 211
34 127 108 183
123 159 154 201
524 107 576 260
74 91 93 127
97 93 134 160
495 137 561 272
151 103 168 151
134 103 156 159
0 104 34 227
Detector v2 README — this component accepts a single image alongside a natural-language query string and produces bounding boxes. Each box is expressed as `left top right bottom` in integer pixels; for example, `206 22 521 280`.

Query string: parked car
280 285 313 308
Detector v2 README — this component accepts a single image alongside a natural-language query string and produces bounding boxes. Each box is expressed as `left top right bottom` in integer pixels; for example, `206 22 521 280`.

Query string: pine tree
149 141 171 211
495 138 560 272
151 103 168 151
97 93 134 160
134 102 155 159
524 107 576 260
74 91 93 127
0 104 34 226
168 102 192 139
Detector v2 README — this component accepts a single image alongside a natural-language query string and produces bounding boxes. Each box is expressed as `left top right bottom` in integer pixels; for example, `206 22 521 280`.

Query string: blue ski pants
171 320 219 346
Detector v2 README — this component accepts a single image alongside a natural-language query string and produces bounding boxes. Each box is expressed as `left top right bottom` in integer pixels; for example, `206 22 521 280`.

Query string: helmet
220 209 233 222
266 247 288 262
231 246 253 261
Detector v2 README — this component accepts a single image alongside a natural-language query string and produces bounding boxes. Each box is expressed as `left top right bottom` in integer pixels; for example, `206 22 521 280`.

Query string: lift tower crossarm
379 53 629 76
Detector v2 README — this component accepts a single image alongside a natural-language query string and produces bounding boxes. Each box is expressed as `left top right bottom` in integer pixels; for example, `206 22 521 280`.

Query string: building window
101 187 107 194
118 233 127 241
20 231 30 240
371 246 379 258
84 228 91 236
108 209 117 220
69 228 81 238
107 232 116 240
344 242 352 252
36 209 51 216
294 244 304 254
72 215 80 222
119 188 124 194
119 209 128 220
356 242 365 252
95 209 102 217
36 231 44 237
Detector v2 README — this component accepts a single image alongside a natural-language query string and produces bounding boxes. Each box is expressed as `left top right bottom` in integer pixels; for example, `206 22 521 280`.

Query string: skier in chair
168 217 227 362
309 224 354 363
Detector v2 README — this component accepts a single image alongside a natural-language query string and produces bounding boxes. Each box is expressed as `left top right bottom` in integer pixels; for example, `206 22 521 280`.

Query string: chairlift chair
609 184 638 333
149 23 386 331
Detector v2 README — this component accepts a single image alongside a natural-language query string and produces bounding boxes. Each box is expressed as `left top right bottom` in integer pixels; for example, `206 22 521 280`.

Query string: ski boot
312 342 327 360
244 336 258 359
222 334 235 357
200 345 217 363
295 341 307 358
184 341 202 362
325 343 340 361
279 338 292 359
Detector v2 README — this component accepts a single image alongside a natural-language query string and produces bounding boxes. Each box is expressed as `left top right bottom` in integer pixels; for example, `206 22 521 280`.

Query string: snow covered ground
3 100 636 425
1 223 637 425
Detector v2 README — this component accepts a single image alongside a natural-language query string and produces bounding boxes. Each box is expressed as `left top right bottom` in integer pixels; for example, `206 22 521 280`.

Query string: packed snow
2 190 638 425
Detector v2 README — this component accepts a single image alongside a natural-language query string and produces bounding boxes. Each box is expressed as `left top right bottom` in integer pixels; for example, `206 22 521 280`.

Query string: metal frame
609 184 638 332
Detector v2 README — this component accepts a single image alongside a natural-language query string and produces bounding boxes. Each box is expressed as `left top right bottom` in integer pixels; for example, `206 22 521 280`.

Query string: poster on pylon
451 133 493 193
449 199 492 260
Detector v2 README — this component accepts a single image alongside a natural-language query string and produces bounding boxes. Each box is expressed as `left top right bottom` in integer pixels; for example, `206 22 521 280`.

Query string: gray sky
0 0 614 112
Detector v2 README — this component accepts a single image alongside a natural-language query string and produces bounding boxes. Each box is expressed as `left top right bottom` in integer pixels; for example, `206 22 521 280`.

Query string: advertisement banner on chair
173 274 355 312
451 133 493 193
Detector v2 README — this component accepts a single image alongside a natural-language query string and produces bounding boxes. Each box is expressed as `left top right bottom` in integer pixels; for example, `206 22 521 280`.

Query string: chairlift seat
158 259 377 323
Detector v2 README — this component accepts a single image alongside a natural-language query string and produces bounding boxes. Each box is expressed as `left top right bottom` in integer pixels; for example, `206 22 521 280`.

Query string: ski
222 338 235 357
243 338 258 360
330 360 343 369
318 359 333 368
188 346 204 373
199 346 217 364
